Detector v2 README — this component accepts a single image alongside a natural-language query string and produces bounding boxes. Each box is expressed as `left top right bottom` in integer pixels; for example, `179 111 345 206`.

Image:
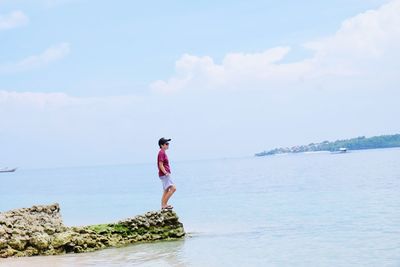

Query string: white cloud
0 90 142 143
0 90 145 167
0 90 140 110
0 43 70 73
305 0 400 74
151 47 314 93
151 0 400 93
0 10 29 30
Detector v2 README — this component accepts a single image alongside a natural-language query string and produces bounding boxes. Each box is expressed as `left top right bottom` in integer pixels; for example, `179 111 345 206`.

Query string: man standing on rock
157 137 176 210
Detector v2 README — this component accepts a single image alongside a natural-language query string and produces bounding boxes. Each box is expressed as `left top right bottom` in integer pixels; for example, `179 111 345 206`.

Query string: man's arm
158 162 170 176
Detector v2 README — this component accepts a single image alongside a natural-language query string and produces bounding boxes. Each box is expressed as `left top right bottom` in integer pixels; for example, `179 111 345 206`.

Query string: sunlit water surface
1 148 399 266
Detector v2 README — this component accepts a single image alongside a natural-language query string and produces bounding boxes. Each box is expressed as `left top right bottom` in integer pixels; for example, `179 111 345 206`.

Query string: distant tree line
255 134 400 156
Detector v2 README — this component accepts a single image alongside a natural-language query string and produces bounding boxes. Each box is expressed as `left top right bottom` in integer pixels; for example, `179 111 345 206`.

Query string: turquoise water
1 148 399 266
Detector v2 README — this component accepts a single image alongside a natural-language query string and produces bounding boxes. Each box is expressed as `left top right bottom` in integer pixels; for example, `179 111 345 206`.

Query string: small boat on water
331 147 348 154
0 167 17 173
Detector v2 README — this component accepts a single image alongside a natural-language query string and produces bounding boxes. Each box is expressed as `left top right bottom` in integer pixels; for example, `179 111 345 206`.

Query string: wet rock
0 227 6 236
52 231 74 248
8 237 27 250
29 233 50 250
0 204 185 258
1 248 18 257
0 239 8 249
24 246 39 256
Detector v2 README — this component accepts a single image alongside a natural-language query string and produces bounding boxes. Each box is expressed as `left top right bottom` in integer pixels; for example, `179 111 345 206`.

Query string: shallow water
1 148 400 266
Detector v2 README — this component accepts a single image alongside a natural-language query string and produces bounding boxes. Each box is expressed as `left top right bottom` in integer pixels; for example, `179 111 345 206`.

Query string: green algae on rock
0 204 185 258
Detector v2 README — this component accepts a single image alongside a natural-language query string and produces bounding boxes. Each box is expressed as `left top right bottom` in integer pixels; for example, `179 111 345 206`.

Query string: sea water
0 148 399 266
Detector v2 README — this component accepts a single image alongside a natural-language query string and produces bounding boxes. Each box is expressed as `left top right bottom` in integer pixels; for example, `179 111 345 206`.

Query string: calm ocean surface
1 148 399 266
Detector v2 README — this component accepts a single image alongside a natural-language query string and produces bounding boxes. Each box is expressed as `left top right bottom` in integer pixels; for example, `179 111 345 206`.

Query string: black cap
158 137 171 146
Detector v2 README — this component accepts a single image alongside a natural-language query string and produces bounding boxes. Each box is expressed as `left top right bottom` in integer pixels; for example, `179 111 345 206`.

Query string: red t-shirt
157 149 171 177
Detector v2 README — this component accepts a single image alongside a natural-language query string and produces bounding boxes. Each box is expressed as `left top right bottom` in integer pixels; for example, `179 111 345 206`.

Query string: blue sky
0 0 399 168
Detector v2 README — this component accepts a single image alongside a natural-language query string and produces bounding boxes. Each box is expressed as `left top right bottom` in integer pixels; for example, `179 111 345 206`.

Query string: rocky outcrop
0 204 185 258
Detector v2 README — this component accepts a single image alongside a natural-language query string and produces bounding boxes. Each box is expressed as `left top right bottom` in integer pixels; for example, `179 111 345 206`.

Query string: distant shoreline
255 134 400 157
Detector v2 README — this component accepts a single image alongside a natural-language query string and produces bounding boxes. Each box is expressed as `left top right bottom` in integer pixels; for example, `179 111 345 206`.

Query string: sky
0 0 399 168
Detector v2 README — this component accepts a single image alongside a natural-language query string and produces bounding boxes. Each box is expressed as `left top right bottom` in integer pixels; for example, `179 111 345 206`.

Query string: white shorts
159 175 174 191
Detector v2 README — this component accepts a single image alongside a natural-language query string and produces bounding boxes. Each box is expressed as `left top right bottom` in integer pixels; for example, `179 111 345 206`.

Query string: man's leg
161 190 168 208
161 185 176 208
